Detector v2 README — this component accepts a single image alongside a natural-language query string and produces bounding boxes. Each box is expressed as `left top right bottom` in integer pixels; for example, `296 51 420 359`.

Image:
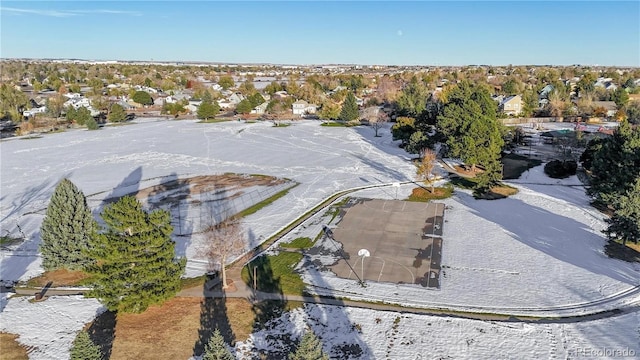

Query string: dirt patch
136 174 286 200
102 174 287 209
108 297 254 360
453 165 484 177
26 269 91 287
0 333 29 360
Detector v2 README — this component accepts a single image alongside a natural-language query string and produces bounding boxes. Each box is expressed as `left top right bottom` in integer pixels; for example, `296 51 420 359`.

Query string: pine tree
197 99 220 121
605 177 640 245
108 103 126 123
289 330 329 360
203 329 235 360
40 179 96 271
87 196 185 313
70 330 102 360
437 81 504 191
588 121 640 206
339 92 359 122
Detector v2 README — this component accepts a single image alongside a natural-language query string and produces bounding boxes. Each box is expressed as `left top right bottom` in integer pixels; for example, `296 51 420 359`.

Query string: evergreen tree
437 81 504 189
75 106 92 126
611 87 629 108
70 330 102 360
605 177 640 245
87 196 185 313
339 92 359 122
65 106 77 123
235 99 253 114
289 330 329 360
248 93 265 107
587 121 640 206
132 90 153 106
396 76 429 118
108 103 126 123
40 179 96 271
86 116 99 130
203 329 235 360
197 99 220 120
391 116 416 145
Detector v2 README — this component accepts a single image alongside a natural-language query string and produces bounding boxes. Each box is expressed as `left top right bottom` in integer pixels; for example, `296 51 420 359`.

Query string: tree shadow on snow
458 191 638 286
87 309 117 360
299 231 373 360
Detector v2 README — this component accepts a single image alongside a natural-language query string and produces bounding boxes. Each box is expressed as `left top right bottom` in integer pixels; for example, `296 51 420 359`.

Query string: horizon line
2 57 639 68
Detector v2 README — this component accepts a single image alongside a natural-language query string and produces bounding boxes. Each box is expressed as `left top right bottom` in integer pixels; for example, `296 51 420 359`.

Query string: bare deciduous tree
376 75 401 102
201 220 245 289
360 106 388 137
417 149 437 193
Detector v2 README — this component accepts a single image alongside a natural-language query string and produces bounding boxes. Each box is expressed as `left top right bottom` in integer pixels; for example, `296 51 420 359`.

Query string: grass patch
449 176 517 200
407 184 453 202
25 269 92 287
272 123 290 127
280 237 314 249
107 297 254 360
241 252 305 296
501 153 543 180
0 333 29 360
0 235 22 247
321 121 347 127
179 275 206 290
234 184 297 218
605 240 640 262
325 196 350 224
197 118 230 123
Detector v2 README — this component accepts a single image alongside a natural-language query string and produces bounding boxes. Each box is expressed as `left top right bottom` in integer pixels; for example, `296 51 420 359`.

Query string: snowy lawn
0 294 104 360
236 303 640 359
2 119 639 359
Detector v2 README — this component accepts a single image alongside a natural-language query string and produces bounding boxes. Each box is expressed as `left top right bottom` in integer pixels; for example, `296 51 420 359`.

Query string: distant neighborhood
1 59 639 137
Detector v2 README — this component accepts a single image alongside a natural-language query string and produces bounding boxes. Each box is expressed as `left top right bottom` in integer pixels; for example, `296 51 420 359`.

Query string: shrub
544 160 577 179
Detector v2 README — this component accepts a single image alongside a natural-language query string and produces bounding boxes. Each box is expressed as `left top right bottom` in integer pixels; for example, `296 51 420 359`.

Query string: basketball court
328 199 445 288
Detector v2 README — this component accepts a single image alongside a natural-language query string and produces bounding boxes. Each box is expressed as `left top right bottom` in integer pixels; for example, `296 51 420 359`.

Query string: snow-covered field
236 303 639 360
1 119 639 359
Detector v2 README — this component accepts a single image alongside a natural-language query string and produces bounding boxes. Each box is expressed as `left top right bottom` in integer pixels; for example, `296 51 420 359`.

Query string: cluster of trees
197 328 328 360
391 80 505 194
131 90 153 106
235 93 265 115
583 121 640 245
0 83 29 121
65 106 98 130
39 179 185 313
197 91 221 120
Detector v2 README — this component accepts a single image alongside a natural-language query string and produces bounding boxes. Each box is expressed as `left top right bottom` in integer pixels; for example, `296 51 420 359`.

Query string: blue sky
1 1 638 66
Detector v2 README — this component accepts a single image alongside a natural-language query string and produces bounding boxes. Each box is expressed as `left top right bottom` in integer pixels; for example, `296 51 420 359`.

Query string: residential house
250 102 269 115
115 101 135 111
499 95 522 116
273 91 289 100
592 101 617 118
23 106 47 117
539 85 554 99
218 92 245 109
292 100 317 115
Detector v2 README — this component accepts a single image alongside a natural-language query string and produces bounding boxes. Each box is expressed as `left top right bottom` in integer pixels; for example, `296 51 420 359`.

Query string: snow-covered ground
236 303 639 360
1 119 639 359
0 294 104 360
1 119 415 281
